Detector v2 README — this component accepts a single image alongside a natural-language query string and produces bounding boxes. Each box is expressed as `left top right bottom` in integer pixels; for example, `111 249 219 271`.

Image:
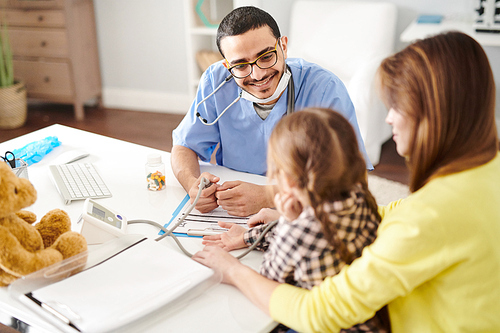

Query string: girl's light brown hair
267 108 379 262
378 31 499 192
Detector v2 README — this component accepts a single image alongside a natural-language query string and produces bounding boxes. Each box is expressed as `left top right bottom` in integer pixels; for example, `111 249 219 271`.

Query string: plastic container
145 153 165 191
12 158 29 179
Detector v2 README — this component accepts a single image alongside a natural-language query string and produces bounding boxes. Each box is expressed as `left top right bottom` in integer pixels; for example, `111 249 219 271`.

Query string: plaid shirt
244 184 388 332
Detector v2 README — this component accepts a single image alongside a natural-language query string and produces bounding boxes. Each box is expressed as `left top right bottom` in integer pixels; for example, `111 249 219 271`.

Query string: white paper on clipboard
170 200 250 236
164 161 268 236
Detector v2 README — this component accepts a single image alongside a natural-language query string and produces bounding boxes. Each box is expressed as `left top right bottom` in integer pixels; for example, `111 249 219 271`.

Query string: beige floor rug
367 175 410 206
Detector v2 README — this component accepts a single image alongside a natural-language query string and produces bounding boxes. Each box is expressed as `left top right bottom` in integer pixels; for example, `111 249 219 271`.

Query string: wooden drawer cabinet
9 29 69 58
5 8 66 27
1 0 101 120
13 60 73 97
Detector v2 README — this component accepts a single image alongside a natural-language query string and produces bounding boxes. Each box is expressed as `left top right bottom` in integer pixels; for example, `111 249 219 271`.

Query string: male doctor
172 6 371 217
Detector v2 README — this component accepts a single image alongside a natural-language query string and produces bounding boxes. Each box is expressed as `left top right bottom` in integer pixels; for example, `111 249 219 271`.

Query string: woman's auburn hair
378 31 499 192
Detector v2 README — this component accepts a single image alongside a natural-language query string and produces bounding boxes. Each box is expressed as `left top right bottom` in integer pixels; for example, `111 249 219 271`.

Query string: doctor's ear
280 36 288 58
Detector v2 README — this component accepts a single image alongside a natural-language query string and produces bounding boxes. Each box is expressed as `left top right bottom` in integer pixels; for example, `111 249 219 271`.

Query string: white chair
287 1 397 165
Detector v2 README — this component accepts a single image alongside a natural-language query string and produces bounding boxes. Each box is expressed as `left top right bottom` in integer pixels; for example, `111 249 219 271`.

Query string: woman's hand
192 246 242 285
193 246 279 314
247 208 280 227
201 221 248 251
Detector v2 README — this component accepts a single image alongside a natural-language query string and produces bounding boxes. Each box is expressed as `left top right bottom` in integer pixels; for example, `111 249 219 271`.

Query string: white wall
93 0 190 113
263 0 477 46
93 0 500 124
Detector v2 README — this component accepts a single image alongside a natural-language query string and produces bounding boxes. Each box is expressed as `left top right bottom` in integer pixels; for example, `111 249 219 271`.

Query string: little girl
202 108 388 332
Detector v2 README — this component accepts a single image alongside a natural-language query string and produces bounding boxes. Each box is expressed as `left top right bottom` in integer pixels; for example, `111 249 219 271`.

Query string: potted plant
0 20 27 129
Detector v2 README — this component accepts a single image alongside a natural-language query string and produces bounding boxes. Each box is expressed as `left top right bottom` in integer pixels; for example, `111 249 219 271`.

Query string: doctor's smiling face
220 26 288 104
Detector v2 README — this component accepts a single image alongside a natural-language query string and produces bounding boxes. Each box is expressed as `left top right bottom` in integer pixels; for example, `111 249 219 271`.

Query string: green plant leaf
0 20 14 87
0 28 6 87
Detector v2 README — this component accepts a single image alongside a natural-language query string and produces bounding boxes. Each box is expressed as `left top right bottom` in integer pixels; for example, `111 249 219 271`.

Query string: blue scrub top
173 58 373 176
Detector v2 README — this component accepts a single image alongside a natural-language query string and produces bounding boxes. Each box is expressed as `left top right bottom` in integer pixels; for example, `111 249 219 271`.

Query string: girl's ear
280 169 298 189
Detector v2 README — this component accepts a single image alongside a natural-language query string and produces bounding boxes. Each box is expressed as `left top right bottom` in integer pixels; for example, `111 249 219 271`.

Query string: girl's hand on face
274 192 302 222
247 208 280 227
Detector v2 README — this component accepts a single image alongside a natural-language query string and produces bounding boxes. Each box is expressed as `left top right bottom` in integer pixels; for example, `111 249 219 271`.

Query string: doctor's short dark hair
216 6 281 57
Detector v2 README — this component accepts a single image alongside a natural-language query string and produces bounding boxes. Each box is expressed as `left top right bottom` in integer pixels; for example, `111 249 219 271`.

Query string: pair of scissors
2 151 16 169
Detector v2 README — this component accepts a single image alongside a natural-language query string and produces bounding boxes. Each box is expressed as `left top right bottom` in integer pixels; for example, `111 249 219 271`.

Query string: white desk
400 18 500 46
0 124 276 333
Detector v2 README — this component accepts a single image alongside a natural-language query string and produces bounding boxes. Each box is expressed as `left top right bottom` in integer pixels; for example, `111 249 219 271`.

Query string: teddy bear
0 161 88 287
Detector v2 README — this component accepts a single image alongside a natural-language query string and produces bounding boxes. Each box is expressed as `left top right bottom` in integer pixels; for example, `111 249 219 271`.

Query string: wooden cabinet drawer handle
44 77 50 83
38 15 44 22
41 41 47 47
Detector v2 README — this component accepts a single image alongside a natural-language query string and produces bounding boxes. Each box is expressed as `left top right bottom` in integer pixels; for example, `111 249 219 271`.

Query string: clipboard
8 234 220 333
162 194 249 237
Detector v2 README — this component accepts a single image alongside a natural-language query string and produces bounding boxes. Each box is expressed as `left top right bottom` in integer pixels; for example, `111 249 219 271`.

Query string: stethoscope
195 66 295 125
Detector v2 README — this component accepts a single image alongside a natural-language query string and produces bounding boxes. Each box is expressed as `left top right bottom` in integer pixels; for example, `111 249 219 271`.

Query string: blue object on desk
417 15 443 24
12 136 61 165
161 194 200 238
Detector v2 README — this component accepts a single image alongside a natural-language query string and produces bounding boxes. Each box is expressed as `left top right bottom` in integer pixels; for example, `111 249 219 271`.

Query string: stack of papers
14 235 216 333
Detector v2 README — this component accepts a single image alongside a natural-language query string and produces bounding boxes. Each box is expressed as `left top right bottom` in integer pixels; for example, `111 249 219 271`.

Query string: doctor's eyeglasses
226 39 280 79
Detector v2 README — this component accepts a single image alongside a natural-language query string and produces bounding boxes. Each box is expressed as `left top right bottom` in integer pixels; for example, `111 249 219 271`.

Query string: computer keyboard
49 163 112 205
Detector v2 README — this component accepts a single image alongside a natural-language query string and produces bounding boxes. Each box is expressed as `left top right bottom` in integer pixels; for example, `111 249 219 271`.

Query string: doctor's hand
189 172 220 213
274 192 302 222
247 208 280 228
215 181 274 217
201 221 248 251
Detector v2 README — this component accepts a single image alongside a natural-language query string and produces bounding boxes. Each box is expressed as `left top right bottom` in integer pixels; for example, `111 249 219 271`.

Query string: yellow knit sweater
270 153 500 333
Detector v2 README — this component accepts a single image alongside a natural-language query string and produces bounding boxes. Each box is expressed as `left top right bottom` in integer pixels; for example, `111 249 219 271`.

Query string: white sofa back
287 1 397 165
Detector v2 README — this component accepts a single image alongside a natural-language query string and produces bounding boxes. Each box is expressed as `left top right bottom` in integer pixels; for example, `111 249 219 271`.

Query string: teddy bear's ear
0 161 37 216
0 161 10 176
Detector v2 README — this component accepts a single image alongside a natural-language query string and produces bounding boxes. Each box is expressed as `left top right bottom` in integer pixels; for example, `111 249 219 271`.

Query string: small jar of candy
146 153 165 191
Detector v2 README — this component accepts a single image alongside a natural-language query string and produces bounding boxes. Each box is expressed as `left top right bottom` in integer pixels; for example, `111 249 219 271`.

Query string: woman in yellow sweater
193 31 500 332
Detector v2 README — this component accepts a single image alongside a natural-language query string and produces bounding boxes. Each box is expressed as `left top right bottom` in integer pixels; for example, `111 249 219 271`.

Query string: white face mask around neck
240 69 291 104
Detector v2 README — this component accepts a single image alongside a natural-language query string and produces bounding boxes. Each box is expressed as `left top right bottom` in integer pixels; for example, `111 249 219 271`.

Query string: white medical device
78 198 126 245
474 0 500 33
